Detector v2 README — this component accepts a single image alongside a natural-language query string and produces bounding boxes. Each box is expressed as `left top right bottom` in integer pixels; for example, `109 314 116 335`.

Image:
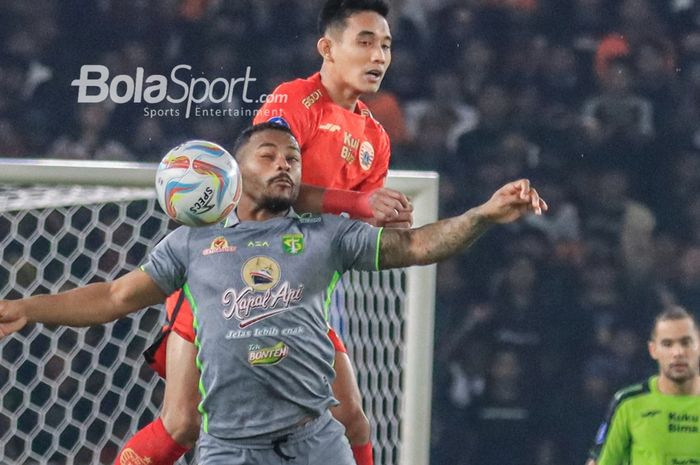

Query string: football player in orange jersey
114 2 408 465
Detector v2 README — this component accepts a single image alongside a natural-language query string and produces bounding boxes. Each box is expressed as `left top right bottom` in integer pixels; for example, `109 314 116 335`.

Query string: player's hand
474 179 548 224
366 188 413 227
0 300 28 338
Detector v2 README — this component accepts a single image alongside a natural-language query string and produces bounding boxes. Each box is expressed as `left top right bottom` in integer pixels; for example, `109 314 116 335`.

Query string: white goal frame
0 159 438 465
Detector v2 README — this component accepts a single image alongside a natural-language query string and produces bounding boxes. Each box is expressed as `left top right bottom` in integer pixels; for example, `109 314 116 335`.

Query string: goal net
0 159 438 465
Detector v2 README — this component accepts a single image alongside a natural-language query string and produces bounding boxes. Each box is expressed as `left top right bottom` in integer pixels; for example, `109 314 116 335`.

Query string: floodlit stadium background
2 0 700 464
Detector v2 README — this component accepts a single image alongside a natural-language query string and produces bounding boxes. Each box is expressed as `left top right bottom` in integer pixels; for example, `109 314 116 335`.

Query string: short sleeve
592 397 632 465
328 215 383 272
141 227 189 296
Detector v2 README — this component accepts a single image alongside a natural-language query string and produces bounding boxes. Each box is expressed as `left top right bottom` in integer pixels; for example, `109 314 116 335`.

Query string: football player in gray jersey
0 122 547 465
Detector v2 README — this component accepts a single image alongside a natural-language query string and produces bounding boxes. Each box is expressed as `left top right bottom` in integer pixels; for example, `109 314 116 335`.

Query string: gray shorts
197 410 354 465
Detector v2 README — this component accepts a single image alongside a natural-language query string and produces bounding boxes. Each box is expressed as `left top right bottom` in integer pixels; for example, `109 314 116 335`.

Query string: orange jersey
253 72 391 192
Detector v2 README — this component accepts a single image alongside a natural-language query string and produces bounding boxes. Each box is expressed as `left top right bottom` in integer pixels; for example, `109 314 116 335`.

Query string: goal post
0 159 438 465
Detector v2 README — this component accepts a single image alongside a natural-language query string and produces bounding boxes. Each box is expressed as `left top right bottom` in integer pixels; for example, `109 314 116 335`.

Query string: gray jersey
142 210 382 439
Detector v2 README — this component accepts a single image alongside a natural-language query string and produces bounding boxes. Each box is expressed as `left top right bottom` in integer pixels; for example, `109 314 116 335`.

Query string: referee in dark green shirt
587 307 700 465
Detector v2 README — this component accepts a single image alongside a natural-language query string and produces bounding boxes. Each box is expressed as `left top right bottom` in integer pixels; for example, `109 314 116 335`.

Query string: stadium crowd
2 0 700 464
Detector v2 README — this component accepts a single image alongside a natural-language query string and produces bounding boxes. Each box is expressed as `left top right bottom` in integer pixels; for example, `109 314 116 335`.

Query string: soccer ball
155 140 242 226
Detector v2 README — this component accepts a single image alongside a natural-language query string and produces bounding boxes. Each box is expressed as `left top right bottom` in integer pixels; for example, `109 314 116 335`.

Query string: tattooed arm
378 179 547 269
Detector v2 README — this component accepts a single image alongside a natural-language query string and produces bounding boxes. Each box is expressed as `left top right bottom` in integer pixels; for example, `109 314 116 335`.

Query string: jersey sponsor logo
282 233 304 255
669 413 699 422
224 281 304 328
298 213 322 224
222 256 304 327
668 457 700 465
267 116 289 127
319 122 341 132
242 256 281 291
247 240 270 248
668 412 700 433
302 89 322 109
225 325 304 340
359 141 375 171
248 341 289 366
202 236 237 255
341 131 359 164
343 131 359 150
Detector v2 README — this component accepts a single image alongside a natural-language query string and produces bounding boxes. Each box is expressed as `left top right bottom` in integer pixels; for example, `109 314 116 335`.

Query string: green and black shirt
589 376 700 465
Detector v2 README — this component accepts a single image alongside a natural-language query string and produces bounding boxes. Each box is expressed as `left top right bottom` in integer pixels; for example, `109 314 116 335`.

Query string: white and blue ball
155 140 242 226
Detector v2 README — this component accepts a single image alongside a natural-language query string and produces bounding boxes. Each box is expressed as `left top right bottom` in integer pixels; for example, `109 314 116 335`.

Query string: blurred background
2 0 700 463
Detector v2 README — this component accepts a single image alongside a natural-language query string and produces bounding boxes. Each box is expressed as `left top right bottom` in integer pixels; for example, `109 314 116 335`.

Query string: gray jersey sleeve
141 226 189 295
328 215 383 272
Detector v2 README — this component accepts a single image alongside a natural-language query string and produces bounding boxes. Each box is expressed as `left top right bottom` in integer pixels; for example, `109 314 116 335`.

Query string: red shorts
144 289 347 378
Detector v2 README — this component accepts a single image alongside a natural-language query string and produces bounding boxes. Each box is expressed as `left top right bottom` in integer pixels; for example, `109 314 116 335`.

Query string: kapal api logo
222 256 304 328
242 256 281 292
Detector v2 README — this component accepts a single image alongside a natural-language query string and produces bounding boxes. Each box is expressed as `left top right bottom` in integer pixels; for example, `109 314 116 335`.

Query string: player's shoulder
611 378 654 407
356 99 389 139
294 212 325 225
170 222 226 246
167 224 193 241
293 212 344 226
356 100 384 126
292 212 355 231
272 73 323 100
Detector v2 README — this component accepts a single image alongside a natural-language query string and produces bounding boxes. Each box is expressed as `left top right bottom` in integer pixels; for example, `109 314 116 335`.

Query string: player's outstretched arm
378 179 547 269
296 184 413 226
0 269 166 338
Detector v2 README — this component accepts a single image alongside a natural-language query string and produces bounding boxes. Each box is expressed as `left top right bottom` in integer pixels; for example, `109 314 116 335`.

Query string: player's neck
236 199 288 222
319 67 360 112
657 374 700 395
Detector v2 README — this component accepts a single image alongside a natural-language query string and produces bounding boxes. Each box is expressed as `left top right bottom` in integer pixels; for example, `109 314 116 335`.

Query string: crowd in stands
2 0 700 463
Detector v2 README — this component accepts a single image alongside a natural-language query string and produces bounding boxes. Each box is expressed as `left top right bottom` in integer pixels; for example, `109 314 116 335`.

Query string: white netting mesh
1 189 174 464
0 184 409 465
332 269 407 465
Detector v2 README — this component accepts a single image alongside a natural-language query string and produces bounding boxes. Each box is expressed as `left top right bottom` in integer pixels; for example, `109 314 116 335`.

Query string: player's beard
664 363 697 383
259 195 293 213
261 175 298 213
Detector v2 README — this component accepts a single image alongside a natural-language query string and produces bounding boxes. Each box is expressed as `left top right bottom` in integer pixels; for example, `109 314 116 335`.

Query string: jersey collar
310 71 368 117
223 208 299 228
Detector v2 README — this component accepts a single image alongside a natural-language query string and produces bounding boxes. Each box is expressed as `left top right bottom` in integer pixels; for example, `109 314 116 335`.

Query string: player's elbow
107 281 142 320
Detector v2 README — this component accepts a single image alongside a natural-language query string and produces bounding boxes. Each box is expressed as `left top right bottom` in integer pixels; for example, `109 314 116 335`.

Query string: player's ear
317 37 333 62
648 340 658 360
